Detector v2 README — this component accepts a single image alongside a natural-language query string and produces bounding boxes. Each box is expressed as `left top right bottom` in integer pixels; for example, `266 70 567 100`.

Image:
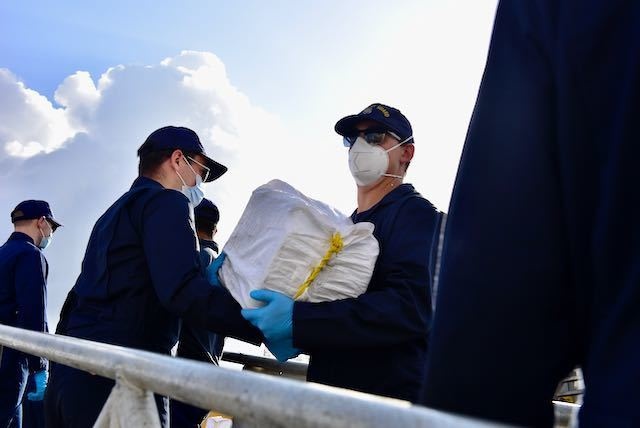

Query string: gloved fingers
211 252 226 270
241 307 266 326
266 339 301 362
249 289 283 304
27 391 43 401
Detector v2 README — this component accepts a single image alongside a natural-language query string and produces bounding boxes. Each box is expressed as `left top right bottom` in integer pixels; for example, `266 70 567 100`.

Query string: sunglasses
342 129 402 147
187 156 211 182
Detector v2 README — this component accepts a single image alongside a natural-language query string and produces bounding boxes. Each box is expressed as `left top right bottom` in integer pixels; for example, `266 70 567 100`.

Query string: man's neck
356 177 402 213
14 226 39 244
143 172 180 191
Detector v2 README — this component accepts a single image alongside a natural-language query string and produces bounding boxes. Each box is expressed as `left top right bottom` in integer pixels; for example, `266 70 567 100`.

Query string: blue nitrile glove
266 338 301 363
27 370 48 401
206 251 226 287
241 289 294 342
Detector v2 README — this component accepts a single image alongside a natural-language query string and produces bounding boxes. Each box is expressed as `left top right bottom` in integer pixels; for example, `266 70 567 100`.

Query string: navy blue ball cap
334 103 414 143
137 126 228 182
194 198 220 225
11 200 63 229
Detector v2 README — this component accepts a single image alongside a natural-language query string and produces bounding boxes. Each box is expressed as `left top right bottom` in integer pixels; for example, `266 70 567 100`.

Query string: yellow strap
293 232 344 300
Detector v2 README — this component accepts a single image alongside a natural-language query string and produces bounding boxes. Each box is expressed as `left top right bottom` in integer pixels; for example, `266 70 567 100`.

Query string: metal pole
0 324 500 428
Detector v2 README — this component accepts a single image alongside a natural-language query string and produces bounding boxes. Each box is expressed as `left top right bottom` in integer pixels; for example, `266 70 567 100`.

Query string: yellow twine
293 232 344 300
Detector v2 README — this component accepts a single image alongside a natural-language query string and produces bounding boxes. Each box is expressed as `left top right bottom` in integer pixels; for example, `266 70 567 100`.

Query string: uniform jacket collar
352 183 418 221
8 231 35 245
131 176 165 190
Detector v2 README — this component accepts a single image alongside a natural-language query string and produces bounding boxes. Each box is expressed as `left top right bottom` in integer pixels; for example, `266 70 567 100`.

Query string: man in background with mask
1 200 62 427
45 126 260 428
171 197 226 428
240 104 444 402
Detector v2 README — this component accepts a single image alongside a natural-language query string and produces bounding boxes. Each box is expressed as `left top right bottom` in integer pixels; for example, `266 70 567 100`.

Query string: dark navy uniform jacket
0 232 48 426
0 232 49 371
177 244 225 365
171 245 225 428
421 1 640 427
60 177 260 356
293 184 440 403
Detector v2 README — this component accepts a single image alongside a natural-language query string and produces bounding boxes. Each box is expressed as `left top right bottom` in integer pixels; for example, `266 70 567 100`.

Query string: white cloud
0 51 326 332
0 69 78 159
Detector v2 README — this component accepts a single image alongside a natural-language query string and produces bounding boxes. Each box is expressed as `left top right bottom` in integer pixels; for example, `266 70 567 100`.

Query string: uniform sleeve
55 288 78 335
292 198 436 350
14 250 48 372
142 191 262 344
420 2 577 425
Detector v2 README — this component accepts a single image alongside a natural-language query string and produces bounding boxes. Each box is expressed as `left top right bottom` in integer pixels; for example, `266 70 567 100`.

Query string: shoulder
143 188 190 215
14 242 46 268
396 186 439 219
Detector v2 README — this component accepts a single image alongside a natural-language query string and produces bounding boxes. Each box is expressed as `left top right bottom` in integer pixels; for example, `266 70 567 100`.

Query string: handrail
221 351 308 379
223 351 579 427
0 324 500 428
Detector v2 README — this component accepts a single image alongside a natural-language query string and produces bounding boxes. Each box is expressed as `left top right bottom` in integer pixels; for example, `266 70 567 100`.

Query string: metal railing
0 324 504 427
223 351 580 428
221 351 308 381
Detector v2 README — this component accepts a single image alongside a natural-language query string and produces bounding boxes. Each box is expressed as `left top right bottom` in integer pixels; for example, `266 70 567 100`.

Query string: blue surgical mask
176 159 205 207
38 222 53 250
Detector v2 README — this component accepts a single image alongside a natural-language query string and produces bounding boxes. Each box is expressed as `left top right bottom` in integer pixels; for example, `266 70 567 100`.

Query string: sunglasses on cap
342 128 403 148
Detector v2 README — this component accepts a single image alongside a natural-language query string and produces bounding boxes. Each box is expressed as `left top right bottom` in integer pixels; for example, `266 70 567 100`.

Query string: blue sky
0 0 498 357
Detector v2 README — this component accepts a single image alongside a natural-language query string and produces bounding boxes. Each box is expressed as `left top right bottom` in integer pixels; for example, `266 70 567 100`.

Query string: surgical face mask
348 136 409 186
176 158 205 207
38 221 53 250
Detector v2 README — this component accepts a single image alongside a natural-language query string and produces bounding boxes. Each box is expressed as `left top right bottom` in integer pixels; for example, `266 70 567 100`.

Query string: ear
401 143 415 163
169 149 183 170
36 217 47 229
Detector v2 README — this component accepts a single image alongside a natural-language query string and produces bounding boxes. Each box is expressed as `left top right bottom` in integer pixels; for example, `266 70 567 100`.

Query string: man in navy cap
44 126 260 428
241 104 444 402
421 1 640 426
171 197 226 428
1 200 61 427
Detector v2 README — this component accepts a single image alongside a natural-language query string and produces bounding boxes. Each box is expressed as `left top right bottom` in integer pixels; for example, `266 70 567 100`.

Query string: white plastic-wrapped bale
219 179 379 308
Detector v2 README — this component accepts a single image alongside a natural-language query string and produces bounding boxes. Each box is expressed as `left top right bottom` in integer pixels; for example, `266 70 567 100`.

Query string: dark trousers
0 350 28 428
21 376 44 428
44 364 168 428
170 400 207 428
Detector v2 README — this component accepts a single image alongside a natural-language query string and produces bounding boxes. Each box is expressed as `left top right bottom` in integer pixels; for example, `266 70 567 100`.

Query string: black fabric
421 1 640 426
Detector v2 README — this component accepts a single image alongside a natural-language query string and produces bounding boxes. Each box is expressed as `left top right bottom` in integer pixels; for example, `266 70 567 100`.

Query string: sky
0 0 498 360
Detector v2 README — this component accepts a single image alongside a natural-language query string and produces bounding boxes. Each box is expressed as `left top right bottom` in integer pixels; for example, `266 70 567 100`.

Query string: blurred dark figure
421 1 640 427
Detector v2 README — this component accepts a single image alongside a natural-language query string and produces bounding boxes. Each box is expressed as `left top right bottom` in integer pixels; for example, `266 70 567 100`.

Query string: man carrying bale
239 104 443 402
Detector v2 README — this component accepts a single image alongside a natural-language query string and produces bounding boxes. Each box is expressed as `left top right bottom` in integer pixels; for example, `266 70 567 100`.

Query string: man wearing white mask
0 200 62 427
45 126 261 428
241 104 444 402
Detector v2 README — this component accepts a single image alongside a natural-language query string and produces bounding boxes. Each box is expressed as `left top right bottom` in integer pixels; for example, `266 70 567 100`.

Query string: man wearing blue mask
239 104 445 403
171 197 226 428
45 126 261 428
0 200 62 427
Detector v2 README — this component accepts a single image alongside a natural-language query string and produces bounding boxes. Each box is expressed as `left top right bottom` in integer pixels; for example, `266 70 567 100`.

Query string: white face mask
176 158 205 207
38 221 53 250
348 136 407 186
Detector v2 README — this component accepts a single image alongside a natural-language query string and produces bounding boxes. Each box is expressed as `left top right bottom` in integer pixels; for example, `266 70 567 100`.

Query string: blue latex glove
266 338 301 363
27 370 48 401
206 251 226 287
241 289 294 342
